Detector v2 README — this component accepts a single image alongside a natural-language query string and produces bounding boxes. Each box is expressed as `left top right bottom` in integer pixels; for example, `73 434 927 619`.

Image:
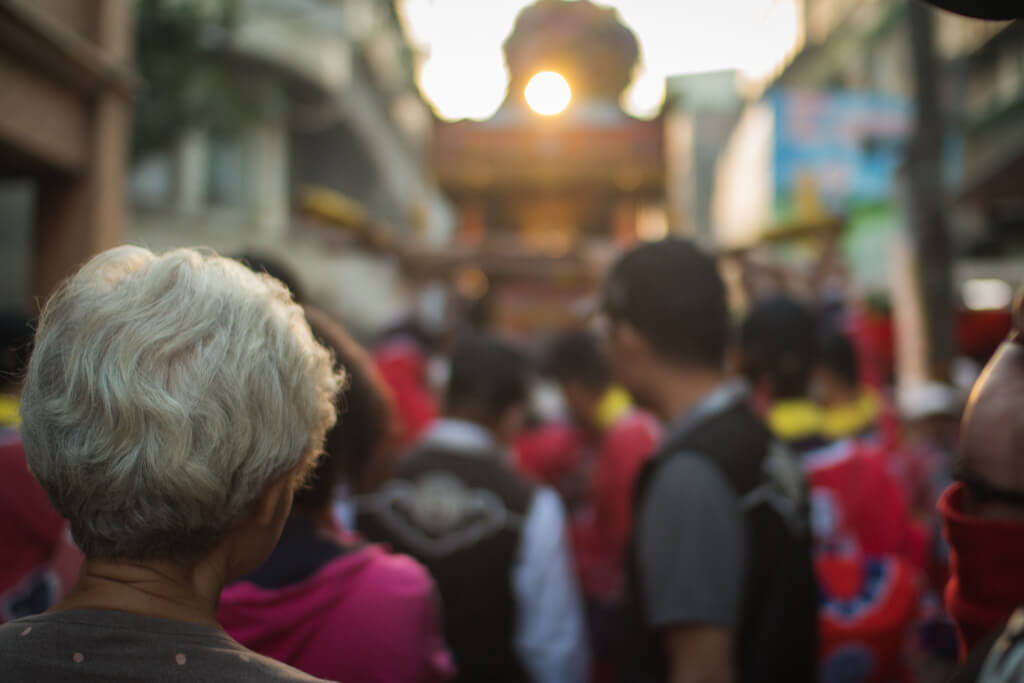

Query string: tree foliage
133 0 259 158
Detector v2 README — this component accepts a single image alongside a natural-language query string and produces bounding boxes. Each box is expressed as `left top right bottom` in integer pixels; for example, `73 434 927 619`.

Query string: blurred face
599 316 654 410
560 378 600 431
495 402 527 448
812 366 857 407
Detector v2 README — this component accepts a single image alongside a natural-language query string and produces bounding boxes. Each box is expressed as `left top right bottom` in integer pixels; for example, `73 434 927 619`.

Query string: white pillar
245 121 289 241
175 127 207 215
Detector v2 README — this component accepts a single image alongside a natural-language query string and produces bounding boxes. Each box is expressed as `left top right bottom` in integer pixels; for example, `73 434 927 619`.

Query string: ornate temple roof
432 1 662 198
502 0 639 108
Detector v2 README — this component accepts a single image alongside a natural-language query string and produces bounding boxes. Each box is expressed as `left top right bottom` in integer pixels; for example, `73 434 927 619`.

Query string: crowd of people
0 237 1021 683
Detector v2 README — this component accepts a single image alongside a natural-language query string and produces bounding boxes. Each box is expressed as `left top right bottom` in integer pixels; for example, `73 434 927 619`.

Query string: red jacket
803 439 923 683
0 433 82 623
804 438 917 560
572 410 659 602
373 341 438 449
515 409 658 603
516 422 587 506
817 554 921 683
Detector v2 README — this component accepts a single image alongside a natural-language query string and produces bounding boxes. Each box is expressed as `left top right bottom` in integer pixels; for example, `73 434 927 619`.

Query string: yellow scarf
0 394 20 429
594 386 633 431
822 390 880 441
767 399 823 443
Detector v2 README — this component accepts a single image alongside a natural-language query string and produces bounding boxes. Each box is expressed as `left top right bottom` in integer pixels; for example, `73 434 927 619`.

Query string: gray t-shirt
0 608 333 682
636 453 746 629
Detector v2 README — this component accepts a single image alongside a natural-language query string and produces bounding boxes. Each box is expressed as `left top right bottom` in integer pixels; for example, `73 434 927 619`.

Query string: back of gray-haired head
20 246 343 561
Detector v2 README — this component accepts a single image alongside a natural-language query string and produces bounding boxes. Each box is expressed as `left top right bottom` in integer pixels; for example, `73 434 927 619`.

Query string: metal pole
906 0 956 380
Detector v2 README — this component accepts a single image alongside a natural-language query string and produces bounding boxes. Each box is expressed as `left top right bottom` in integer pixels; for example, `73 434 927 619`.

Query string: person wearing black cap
738 296 828 450
598 238 817 683
814 329 887 443
0 309 82 625
739 297 922 683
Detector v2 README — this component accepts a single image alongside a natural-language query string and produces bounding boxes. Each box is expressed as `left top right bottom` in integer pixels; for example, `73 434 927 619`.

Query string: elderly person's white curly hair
20 246 343 561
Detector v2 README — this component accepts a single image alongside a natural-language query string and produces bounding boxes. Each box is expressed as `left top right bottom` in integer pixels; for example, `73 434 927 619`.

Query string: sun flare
524 71 572 116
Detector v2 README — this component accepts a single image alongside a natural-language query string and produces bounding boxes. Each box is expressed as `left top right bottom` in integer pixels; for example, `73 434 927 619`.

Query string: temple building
428 0 666 335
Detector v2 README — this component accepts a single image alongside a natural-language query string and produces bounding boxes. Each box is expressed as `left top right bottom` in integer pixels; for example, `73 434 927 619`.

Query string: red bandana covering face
940 482 1024 658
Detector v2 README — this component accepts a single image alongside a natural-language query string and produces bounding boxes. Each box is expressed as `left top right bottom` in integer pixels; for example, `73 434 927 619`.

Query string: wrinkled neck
53 556 228 630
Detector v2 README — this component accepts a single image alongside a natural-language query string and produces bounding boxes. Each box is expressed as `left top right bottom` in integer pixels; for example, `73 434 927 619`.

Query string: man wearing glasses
598 238 818 683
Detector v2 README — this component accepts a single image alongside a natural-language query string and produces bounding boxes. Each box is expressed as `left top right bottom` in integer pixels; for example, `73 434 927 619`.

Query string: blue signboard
767 89 911 212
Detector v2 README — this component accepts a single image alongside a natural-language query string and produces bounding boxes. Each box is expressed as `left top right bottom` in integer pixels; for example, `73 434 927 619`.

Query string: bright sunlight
524 71 572 116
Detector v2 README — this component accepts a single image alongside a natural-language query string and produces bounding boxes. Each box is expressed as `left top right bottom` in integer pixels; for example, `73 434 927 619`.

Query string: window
206 130 246 207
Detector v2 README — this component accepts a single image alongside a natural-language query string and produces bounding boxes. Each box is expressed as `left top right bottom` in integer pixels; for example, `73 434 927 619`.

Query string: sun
524 71 572 116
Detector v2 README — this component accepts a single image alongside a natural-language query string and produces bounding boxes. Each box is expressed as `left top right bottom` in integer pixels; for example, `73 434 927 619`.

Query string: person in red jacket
220 309 453 683
0 436 83 623
0 310 82 623
815 328 893 446
516 419 589 508
373 321 440 449
740 296 921 683
541 330 659 679
815 328 931 564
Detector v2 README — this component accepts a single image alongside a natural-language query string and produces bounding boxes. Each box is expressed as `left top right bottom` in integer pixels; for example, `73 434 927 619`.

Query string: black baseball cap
599 238 729 368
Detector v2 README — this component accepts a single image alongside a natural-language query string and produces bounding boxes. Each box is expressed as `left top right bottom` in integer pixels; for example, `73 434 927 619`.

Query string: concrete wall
126 215 407 339
711 103 775 248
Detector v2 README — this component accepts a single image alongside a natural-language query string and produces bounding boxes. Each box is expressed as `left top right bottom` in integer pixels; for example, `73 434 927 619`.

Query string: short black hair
541 329 611 391
739 295 820 399
446 333 530 425
819 328 860 388
234 252 306 303
601 238 729 368
295 314 395 510
0 310 33 392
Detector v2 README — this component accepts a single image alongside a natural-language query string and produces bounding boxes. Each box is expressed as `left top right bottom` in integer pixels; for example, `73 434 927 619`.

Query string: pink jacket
220 544 454 683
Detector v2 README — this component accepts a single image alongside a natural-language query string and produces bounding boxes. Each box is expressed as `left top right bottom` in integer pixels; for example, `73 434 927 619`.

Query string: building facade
711 0 1021 296
0 0 135 308
125 0 451 338
430 0 665 336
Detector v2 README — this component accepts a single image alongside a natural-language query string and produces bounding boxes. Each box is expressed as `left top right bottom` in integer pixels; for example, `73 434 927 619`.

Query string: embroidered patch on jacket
365 473 524 558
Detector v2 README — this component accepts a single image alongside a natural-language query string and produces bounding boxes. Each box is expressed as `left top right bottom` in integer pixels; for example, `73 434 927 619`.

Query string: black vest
356 445 535 683
625 399 819 683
